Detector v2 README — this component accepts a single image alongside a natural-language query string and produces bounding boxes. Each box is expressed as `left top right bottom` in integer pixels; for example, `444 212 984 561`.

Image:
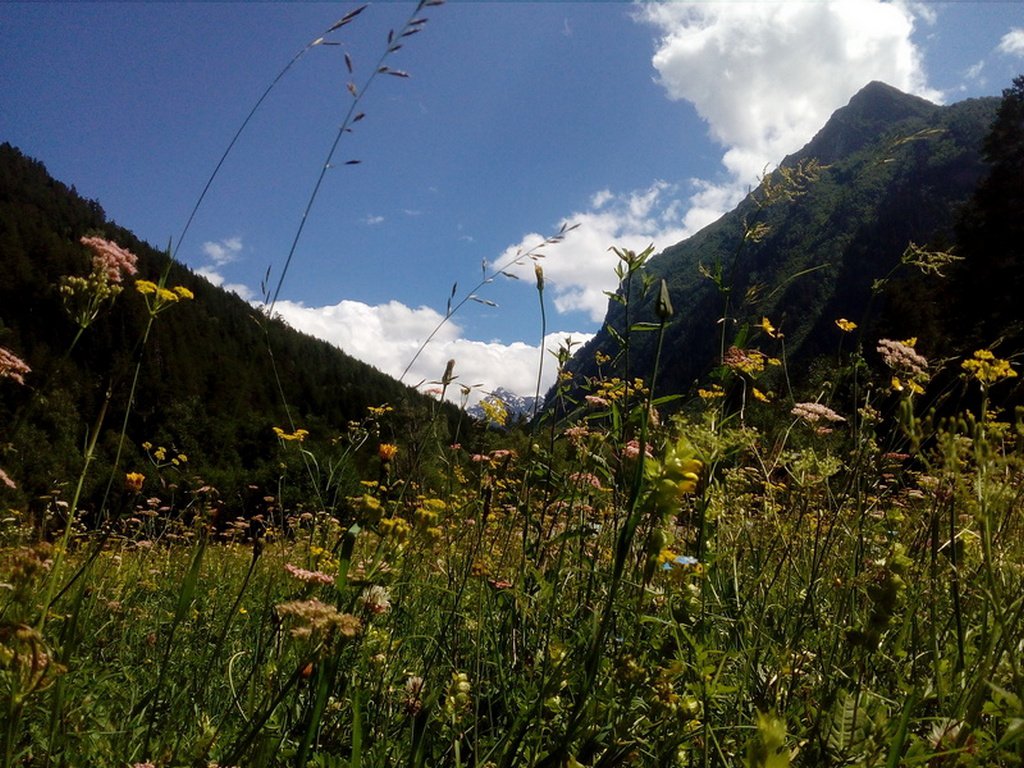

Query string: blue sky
3 1 1023 404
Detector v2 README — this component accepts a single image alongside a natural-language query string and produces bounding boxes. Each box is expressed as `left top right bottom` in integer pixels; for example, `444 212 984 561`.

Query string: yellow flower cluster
135 280 194 316
962 349 1017 386
835 318 857 332
125 472 145 493
594 377 648 402
273 427 309 442
478 397 508 426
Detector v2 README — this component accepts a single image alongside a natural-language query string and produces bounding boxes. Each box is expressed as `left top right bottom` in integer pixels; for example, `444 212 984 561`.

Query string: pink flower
585 395 609 408
80 236 138 283
569 472 603 490
284 563 335 585
0 467 16 489
622 440 654 460
0 346 30 385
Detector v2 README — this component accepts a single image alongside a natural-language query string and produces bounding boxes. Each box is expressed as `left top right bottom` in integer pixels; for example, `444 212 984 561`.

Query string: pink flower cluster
0 346 31 386
284 563 335 585
80 236 138 283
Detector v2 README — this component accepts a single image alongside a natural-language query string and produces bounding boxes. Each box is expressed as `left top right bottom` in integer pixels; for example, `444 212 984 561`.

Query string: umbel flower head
80 235 138 283
0 346 31 386
962 349 1017 386
135 280 194 317
60 236 141 330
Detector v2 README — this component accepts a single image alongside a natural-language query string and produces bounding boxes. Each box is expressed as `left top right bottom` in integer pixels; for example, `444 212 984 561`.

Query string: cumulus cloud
193 236 254 298
202 236 243 267
998 28 1024 57
637 1 941 223
271 298 591 405
194 265 254 301
496 182 691 322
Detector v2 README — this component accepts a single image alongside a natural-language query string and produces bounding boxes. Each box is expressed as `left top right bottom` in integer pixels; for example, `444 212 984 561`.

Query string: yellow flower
125 472 145 493
835 318 857 332
273 426 309 442
172 285 194 300
962 349 1017 385
378 443 399 462
135 280 158 295
698 385 725 400
752 387 771 403
758 317 778 338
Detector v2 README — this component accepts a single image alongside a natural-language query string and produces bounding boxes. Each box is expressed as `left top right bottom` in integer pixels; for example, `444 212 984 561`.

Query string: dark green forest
0 143 457 515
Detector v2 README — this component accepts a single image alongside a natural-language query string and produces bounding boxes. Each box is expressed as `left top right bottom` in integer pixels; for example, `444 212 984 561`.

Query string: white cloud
998 28 1024 57
364 214 385 226
637 0 941 222
194 265 255 301
496 182 692 322
271 298 591 405
201 236 243 267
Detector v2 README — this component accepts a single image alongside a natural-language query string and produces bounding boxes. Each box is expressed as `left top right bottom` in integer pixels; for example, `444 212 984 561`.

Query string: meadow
3 4 1024 766
3 234 1023 766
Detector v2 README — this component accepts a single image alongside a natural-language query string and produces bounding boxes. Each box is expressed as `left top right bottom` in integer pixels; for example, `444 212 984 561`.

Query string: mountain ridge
555 81 1002 409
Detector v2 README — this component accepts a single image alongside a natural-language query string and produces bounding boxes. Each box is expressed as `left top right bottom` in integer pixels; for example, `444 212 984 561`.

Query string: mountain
467 387 542 423
0 142 456 511
556 81 1005 408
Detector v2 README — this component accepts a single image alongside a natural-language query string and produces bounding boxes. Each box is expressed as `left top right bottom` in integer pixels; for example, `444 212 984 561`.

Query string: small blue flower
662 554 699 570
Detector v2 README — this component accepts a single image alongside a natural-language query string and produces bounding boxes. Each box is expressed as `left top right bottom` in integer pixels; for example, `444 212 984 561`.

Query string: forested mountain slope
560 81 1010 405
0 143 453 511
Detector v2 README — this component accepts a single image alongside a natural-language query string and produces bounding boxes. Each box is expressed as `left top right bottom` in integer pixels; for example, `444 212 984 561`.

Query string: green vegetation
2 4 1023 762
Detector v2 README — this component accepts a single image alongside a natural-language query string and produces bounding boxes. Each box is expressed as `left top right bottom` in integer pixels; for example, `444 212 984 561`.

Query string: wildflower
80 236 138 283
723 346 766 376
275 598 361 639
367 404 394 417
357 585 392 615
758 316 778 338
403 675 426 715
622 440 654 460
125 472 145 493
273 426 309 442
835 318 857 332
135 277 194 316
585 395 610 408
378 443 398 462
662 553 699 570
284 563 335 586
962 349 1017 385
752 387 771 403
0 467 16 489
791 402 845 424
698 385 725 400
379 516 411 540
647 438 702 513
877 338 928 379
445 671 472 716
0 346 31 385
479 397 508 426
569 472 604 490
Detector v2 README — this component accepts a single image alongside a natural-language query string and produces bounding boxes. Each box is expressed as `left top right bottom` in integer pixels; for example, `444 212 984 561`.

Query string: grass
3 250 1024 766
3 6 1024 766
